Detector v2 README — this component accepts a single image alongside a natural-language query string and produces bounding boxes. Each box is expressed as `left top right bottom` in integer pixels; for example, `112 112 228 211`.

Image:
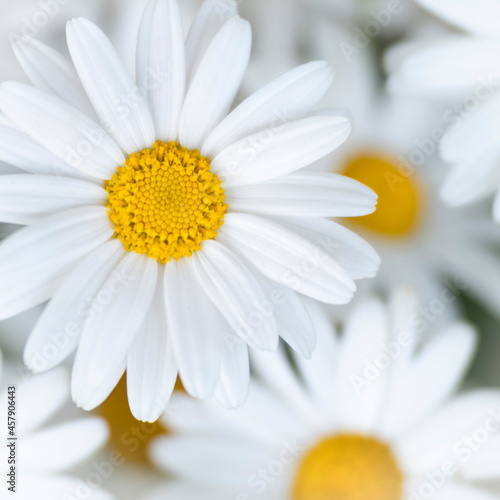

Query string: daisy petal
150 434 272 488
191 240 278 351
127 269 178 423
212 111 351 187
225 172 377 218
462 434 500 481
179 16 251 150
202 61 334 158
185 0 238 83
72 253 158 411
0 175 106 225
163 258 224 399
440 92 500 164
12 474 113 500
17 368 70 434
136 0 185 142
218 213 356 304
273 216 380 280
67 18 155 152
253 274 316 358
388 38 500 99
0 82 125 180
379 323 477 438
24 240 124 373
414 0 500 36
441 145 500 206
0 117 79 178
293 299 339 420
251 348 326 426
22 418 108 472
336 297 389 433
12 36 94 116
396 390 500 474
0 207 113 320
214 335 249 409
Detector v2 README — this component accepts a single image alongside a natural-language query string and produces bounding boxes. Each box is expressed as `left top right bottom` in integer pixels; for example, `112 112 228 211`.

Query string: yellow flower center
341 154 422 237
293 434 403 500
105 140 227 263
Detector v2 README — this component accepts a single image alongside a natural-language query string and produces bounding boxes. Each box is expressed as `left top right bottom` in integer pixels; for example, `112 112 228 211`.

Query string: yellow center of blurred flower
341 154 421 236
105 140 227 263
293 434 403 500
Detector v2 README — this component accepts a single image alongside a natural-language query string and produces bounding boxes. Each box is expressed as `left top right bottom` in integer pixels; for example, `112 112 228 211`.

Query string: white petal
22 418 108 472
136 0 185 142
127 268 178 423
147 483 237 500
218 213 356 304
191 240 278 351
272 216 380 280
387 38 500 99
163 258 224 399
0 175 106 225
17 368 70 434
0 82 125 180
0 118 80 178
214 335 249 409
336 297 389 433
67 18 155 152
414 0 500 36
378 323 477 438
462 434 500 480
440 92 500 164
251 348 326 427
150 434 273 488
12 473 114 500
212 111 351 187
225 171 377 217
441 145 500 206
202 61 334 158
396 390 500 474
179 16 251 150
184 0 238 83
253 273 316 358
24 240 124 373
72 253 158 410
431 482 500 500
0 207 113 320
293 298 339 420
12 36 95 116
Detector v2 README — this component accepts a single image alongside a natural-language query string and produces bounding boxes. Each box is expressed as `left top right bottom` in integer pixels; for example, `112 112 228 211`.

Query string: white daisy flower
386 0 500 223
0 363 111 500
0 0 379 422
148 290 500 500
290 18 500 319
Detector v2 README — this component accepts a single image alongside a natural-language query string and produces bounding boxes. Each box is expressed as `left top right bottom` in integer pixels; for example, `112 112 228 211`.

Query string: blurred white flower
149 290 500 500
386 0 500 224
0 0 379 423
0 364 111 500
259 15 500 321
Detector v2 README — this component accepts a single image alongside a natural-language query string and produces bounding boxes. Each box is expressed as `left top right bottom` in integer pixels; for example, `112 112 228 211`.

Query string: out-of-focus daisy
386 0 500 223
0 0 379 422
0 364 111 500
292 18 500 319
149 290 500 500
